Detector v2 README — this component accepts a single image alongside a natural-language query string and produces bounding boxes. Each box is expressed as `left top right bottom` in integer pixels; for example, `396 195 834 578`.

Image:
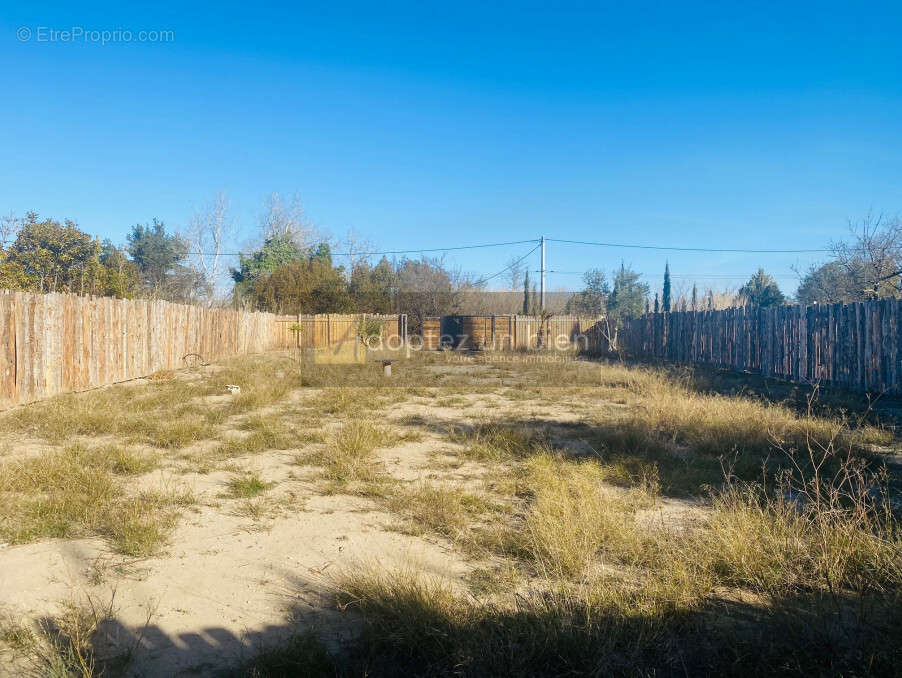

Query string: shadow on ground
47 571 901 677
618 357 902 430
400 411 902 498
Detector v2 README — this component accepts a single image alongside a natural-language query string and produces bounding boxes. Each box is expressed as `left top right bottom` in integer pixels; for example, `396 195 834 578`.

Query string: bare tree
700 286 739 309
1 211 21 247
832 213 902 299
505 256 525 291
343 228 375 278
260 191 315 248
395 256 472 333
670 280 692 312
187 191 234 305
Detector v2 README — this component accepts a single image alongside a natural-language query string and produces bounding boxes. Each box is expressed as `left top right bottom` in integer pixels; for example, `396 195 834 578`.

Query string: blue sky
1 1 900 295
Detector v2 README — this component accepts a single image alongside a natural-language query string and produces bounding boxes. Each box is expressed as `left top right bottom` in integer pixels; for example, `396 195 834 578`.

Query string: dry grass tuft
586 367 890 490
700 475 902 596
384 482 505 549
517 452 658 578
213 414 300 459
299 421 396 489
225 472 271 499
0 594 134 678
107 487 194 557
447 422 546 461
0 444 190 555
303 567 706 677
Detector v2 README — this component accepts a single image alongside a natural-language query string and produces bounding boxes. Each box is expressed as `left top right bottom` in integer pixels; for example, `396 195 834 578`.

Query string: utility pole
540 235 546 311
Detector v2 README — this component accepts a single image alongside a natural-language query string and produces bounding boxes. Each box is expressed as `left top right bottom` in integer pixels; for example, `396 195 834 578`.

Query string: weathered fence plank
0 290 298 408
422 315 605 352
621 300 902 394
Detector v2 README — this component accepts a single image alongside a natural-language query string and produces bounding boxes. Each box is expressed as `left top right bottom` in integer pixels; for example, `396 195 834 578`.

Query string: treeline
564 212 902 319
0 212 203 302
231 232 473 328
3 199 899 323
0 196 480 330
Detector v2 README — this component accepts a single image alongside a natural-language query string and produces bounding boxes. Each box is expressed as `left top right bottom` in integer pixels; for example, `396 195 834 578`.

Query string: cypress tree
653 292 659 313
691 283 698 311
662 262 671 312
530 283 538 315
522 270 530 315
645 297 650 314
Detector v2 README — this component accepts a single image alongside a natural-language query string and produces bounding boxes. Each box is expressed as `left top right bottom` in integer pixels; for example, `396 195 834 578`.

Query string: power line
330 238 541 258
196 238 540 257
191 237 833 257
0 234 846 256
0 237 541 258
546 238 830 254
544 270 800 279
474 243 542 286
0 235 836 256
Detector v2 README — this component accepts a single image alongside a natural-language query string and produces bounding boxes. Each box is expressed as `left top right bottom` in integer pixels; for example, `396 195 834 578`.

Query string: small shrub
0 595 131 678
304 421 395 488
225 473 271 499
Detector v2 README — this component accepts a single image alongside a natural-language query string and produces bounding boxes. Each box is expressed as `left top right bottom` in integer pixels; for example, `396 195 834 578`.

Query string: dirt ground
0 351 897 677
0 353 653 676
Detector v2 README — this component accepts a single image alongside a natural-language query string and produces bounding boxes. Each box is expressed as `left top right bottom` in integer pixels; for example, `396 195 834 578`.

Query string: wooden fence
620 300 902 394
278 314 407 350
421 315 604 351
0 290 294 408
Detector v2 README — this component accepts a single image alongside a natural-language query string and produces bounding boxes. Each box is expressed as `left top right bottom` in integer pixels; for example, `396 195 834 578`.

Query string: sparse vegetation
225 473 271 498
383 482 505 551
1 351 899 676
299 420 396 491
0 444 188 556
0 594 133 678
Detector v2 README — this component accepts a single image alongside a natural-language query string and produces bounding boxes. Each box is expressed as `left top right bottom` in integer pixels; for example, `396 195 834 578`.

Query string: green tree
231 233 307 302
349 257 398 313
691 283 698 311
654 293 659 313
250 255 351 314
1 213 102 293
739 268 786 307
127 219 200 301
522 270 530 315
0 258 32 290
98 240 141 298
564 264 648 321
312 242 332 263
608 263 649 322
796 261 864 305
565 269 609 315
662 262 671 312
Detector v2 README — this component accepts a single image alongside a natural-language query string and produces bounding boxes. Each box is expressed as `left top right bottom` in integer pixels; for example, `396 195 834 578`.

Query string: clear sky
1 1 900 296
